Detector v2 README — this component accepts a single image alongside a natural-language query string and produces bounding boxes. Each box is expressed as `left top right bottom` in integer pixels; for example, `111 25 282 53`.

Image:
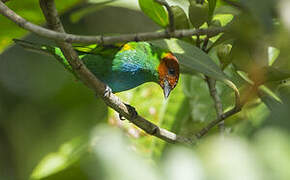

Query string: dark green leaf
188 1 209 28
258 86 282 111
263 67 290 83
171 5 189 29
208 0 217 22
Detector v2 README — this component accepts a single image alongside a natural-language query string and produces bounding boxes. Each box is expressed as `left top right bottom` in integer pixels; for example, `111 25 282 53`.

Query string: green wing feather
73 43 124 58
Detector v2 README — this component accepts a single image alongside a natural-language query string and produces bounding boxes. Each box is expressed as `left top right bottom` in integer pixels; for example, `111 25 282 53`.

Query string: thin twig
202 37 209 52
205 77 224 133
0 1 225 45
155 0 174 33
195 84 260 138
195 106 241 138
196 35 201 48
202 34 224 133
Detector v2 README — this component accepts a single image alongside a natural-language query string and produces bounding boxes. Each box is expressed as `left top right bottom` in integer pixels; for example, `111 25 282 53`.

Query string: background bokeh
0 0 290 180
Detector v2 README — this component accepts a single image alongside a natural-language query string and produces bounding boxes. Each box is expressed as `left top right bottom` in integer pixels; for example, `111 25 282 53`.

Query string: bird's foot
119 104 138 121
103 85 112 98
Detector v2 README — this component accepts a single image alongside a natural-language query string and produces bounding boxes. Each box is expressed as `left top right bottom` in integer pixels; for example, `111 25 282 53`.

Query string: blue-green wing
79 53 113 80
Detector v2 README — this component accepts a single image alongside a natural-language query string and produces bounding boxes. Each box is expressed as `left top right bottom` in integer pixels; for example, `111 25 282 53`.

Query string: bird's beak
163 79 172 99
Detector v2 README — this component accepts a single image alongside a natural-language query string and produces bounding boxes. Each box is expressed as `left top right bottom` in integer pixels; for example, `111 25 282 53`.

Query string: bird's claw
103 85 112 98
119 104 138 121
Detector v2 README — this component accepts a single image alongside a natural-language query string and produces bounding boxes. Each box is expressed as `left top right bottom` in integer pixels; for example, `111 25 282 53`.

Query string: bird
13 39 180 99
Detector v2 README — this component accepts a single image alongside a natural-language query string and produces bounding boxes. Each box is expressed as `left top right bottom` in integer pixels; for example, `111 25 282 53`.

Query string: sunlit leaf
268 46 280 66
30 137 88 180
138 0 168 27
166 0 190 16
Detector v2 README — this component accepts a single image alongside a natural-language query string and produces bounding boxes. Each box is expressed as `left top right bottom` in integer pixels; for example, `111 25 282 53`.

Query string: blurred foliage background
0 0 290 180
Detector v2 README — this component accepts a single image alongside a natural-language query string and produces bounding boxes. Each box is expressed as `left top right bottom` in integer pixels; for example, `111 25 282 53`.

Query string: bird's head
158 52 180 99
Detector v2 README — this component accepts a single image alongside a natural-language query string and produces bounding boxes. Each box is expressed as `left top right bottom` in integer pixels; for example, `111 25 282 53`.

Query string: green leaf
268 46 280 66
166 0 190 16
209 32 234 50
182 75 216 122
263 67 290 83
188 1 209 28
30 137 88 180
208 0 217 22
217 44 232 69
171 5 189 29
258 86 282 111
138 0 169 27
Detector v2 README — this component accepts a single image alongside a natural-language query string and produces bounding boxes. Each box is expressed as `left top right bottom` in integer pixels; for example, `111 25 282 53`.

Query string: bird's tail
13 39 73 73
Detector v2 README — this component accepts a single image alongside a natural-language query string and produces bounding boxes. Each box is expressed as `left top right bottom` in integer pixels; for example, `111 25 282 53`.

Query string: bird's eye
168 68 175 75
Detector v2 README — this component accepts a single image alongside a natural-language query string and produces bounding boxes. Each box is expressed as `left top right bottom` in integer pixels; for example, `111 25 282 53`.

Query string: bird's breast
102 69 152 93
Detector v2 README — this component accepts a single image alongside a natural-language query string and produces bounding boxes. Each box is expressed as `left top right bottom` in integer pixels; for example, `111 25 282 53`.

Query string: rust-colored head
158 53 180 99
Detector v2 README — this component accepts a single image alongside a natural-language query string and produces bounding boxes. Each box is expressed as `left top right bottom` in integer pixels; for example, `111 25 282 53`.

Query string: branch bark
195 106 241 138
206 77 224 133
0 1 225 45
202 34 225 134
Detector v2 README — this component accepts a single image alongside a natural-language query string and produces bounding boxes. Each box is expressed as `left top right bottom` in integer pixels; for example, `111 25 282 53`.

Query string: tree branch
206 77 225 133
195 106 241 138
195 83 260 138
0 0 241 144
36 0 194 144
0 1 225 45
